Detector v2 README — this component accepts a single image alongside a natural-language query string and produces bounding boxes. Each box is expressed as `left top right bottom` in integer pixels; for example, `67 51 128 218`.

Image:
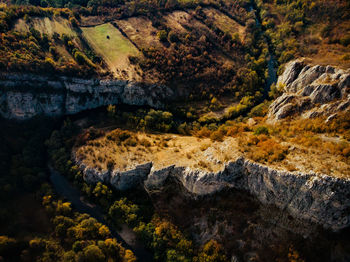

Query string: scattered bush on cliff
239 134 289 163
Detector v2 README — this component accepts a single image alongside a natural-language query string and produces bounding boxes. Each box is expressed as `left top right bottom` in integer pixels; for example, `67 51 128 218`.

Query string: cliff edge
74 153 350 232
0 73 174 120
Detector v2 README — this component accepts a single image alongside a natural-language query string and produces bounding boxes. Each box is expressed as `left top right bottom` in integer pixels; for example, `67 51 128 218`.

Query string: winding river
49 165 153 262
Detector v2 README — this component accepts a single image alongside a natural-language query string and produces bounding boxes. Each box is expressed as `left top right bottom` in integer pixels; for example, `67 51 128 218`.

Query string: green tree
83 244 105 262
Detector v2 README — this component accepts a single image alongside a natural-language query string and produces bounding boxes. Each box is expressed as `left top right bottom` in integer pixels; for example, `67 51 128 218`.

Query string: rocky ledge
0 73 174 120
74 154 350 232
268 59 350 121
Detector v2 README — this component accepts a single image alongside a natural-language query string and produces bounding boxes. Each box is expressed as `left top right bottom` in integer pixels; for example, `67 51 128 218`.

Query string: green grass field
81 23 140 74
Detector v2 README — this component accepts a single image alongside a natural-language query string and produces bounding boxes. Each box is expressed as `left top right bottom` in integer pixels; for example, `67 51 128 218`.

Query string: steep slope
73 131 350 232
0 73 173 119
268 59 350 121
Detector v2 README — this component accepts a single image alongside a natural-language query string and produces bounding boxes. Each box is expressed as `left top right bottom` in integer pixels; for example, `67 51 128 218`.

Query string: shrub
157 30 168 42
139 138 151 147
210 130 224 142
124 137 137 147
248 101 271 117
279 50 295 64
340 34 350 46
254 126 269 135
106 130 131 144
196 126 211 138
168 31 179 43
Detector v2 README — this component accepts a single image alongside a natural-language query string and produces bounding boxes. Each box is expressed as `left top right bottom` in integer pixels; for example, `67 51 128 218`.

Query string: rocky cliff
74 154 350 232
268 59 350 121
0 73 174 119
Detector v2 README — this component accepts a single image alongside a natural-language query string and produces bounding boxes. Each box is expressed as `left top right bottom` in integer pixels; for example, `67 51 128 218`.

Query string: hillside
0 0 350 262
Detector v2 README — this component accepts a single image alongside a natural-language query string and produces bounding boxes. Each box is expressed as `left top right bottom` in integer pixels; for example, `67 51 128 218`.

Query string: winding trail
49 165 153 262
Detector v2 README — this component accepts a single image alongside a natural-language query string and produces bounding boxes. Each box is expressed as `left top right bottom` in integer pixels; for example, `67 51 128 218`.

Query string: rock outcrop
74 154 350 232
0 73 174 119
268 59 350 121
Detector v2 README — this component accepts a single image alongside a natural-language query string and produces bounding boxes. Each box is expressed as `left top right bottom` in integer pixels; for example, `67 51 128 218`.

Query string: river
49 165 153 262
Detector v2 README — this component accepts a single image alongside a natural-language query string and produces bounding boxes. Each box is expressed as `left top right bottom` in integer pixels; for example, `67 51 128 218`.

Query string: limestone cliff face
268 59 350 121
0 73 174 119
74 154 350 232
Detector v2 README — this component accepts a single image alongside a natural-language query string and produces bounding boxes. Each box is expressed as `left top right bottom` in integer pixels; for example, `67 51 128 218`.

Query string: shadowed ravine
49 165 153 262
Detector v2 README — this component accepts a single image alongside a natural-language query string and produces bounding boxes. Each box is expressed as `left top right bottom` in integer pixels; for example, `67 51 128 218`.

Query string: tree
83 245 105 262
194 240 228 262
157 30 168 42
168 31 179 43
109 198 139 227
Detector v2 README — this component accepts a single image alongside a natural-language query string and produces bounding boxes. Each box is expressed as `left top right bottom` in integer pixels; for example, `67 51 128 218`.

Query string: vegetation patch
75 128 239 173
14 16 77 37
202 7 246 42
81 23 141 79
115 16 163 50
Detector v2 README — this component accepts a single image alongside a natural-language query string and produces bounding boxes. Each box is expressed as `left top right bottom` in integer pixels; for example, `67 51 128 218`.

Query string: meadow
81 23 141 79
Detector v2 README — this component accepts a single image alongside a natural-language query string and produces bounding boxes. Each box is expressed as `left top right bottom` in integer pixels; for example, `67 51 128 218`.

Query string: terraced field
14 17 77 37
81 23 142 80
203 8 245 42
116 17 163 50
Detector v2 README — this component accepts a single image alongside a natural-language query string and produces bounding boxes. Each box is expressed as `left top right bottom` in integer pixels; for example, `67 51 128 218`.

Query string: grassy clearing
81 23 141 79
75 129 240 173
75 112 350 178
164 10 213 36
202 7 245 42
14 17 77 37
163 11 191 34
116 17 162 50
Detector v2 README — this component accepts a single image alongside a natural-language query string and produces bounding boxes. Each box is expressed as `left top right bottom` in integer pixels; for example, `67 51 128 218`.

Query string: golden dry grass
202 7 246 42
75 124 350 178
75 130 240 173
116 17 163 50
14 17 77 37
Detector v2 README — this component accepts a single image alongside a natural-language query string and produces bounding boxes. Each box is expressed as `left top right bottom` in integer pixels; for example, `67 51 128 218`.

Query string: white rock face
0 73 174 119
75 154 350 232
268 60 350 121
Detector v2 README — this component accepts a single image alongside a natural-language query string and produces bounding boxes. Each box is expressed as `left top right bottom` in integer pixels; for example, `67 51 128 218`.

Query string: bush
108 198 140 227
254 126 269 135
74 51 88 65
210 130 224 142
279 50 295 64
106 130 131 144
124 137 137 147
248 101 271 117
340 34 350 46
157 30 168 42
168 31 179 43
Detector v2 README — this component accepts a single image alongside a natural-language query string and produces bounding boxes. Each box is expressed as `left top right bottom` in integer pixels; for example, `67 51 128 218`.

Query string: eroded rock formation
268 59 350 121
74 153 350 232
0 73 174 119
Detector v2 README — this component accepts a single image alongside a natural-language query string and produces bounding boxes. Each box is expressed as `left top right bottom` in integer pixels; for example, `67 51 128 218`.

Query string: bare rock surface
0 73 174 119
74 153 350 232
268 59 350 121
